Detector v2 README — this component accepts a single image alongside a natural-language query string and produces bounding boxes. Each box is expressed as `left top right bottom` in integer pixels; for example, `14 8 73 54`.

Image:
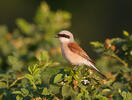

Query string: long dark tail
90 64 107 79
94 68 107 79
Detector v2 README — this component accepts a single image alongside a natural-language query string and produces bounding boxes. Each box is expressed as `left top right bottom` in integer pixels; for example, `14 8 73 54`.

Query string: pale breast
61 43 84 65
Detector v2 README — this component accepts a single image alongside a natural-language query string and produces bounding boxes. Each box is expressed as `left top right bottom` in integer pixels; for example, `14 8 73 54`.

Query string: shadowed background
0 0 132 58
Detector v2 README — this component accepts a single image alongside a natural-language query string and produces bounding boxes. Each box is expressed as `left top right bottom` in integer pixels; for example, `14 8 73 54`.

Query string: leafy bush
0 2 132 100
90 31 132 100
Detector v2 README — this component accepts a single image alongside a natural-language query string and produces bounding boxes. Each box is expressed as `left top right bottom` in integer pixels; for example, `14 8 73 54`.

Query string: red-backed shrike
55 30 106 78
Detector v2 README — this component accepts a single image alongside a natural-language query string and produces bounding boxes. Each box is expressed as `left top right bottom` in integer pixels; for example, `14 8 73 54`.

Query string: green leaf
121 91 132 100
75 93 83 100
8 56 23 71
95 95 108 100
102 89 111 93
25 74 33 80
64 76 72 83
16 19 34 35
16 95 23 100
62 85 72 97
36 51 49 62
123 30 129 37
54 74 63 83
49 85 60 94
12 91 23 95
122 44 128 51
42 88 51 95
28 66 32 74
25 74 37 90
21 88 29 97
0 82 7 88
90 41 104 47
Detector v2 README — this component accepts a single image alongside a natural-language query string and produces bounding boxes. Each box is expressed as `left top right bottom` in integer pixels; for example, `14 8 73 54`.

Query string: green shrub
0 2 132 100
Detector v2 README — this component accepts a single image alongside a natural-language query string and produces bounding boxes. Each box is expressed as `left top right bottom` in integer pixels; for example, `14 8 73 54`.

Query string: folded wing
68 42 106 79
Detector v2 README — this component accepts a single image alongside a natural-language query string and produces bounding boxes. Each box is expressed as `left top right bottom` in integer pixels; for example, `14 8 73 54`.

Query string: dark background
0 0 132 58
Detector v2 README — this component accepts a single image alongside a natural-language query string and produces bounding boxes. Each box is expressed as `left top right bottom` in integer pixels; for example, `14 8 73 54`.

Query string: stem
9 76 25 88
6 74 9 88
111 54 128 67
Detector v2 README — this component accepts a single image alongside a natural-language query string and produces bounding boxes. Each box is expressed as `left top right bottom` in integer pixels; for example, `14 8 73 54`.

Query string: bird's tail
93 68 107 79
88 64 107 79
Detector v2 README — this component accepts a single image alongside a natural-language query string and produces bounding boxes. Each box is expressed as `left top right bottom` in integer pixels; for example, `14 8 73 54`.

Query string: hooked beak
55 34 59 38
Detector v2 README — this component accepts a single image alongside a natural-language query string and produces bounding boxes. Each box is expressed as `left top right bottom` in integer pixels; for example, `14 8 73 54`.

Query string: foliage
90 30 132 99
0 1 132 100
0 2 71 71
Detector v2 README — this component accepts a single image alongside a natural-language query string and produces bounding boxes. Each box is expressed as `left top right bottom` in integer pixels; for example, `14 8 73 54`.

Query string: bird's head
55 30 74 43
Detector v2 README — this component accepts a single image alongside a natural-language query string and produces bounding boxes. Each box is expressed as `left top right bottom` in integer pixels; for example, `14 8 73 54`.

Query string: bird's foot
73 66 78 70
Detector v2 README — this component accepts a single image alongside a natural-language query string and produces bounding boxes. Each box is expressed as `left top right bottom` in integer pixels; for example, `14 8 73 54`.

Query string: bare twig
9 76 25 88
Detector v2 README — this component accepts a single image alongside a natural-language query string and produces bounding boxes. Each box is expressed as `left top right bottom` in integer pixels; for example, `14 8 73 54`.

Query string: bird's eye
58 34 70 39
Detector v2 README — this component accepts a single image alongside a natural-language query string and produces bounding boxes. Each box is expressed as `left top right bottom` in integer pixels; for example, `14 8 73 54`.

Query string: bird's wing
68 42 95 65
68 42 106 79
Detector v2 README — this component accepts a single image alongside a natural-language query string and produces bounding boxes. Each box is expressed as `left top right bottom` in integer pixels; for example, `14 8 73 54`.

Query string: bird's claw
73 66 78 70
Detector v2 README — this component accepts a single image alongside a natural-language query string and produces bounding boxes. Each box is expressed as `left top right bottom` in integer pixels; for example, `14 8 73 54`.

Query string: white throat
59 37 72 43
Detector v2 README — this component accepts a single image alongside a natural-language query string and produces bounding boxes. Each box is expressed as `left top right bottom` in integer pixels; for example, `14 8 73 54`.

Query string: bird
55 30 106 79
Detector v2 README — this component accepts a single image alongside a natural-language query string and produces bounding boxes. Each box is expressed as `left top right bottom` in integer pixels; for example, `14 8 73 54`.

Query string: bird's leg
73 65 79 70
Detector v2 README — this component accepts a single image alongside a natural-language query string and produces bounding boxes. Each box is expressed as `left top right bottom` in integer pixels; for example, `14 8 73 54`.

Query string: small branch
6 73 9 88
9 76 25 88
111 54 128 67
103 53 128 67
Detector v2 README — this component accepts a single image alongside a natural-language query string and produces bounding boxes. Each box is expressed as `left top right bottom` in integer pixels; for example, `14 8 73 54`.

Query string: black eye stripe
58 34 70 39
